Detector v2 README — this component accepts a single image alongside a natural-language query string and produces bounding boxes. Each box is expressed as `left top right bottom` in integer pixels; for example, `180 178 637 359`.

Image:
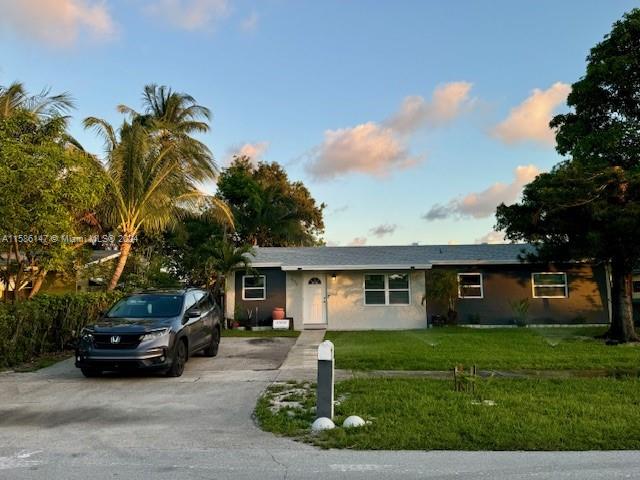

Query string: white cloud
492 82 570 146
475 231 507 244
385 82 473 135
145 0 230 31
325 240 340 247
226 142 269 165
422 165 540 221
348 237 367 246
0 0 116 47
305 123 423 180
370 224 397 237
240 10 259 32
305 82 473 181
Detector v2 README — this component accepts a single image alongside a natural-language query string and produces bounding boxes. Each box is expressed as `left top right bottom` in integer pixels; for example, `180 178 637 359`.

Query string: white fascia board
430 259 587 266
249 262 284 268
281 264 433 271
83 252 121 267
430 260 525 265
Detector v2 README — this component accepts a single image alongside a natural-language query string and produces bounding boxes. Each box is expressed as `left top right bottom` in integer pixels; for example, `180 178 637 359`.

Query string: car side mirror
186 309 201 319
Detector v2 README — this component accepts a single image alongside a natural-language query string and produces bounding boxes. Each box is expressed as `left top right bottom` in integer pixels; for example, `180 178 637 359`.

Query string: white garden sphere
342 415 365 428
311 417 335 432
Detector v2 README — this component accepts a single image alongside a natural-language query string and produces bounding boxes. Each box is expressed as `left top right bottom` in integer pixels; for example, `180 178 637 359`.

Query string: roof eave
281 264 433 271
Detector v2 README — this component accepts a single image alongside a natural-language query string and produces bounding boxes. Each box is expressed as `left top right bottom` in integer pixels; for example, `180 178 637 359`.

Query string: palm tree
0 81 74 121
85 87 232 290
118 84 214 182
205 240 255 326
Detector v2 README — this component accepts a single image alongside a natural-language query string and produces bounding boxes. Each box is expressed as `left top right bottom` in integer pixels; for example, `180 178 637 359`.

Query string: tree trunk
28 269 47 299
607 262 639 342
107 241 132 291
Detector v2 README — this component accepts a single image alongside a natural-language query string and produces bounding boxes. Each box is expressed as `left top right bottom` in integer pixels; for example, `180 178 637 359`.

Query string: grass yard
256 377 640 450
326 327 640 371
221 329 300 338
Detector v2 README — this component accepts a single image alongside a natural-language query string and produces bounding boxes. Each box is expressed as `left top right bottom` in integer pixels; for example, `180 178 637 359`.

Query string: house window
458 273 483 298
364 273 410 305
632 276 640 299
532 272 568 298
242 275 266 300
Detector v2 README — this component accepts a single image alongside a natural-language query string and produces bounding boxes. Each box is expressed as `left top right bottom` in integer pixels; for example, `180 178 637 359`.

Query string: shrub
0 291 124 368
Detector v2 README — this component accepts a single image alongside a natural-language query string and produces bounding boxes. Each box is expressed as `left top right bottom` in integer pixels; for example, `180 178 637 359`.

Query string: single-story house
0 249 120 299
225 244 616 330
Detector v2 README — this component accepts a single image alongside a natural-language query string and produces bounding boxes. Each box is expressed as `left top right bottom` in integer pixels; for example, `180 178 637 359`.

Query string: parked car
75 288 221 378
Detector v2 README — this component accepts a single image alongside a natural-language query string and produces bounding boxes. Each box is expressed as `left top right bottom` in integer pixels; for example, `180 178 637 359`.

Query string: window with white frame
458 273 483 298
242 275 266 300
364 273 410 305
532 272 568 298
632 275 640 300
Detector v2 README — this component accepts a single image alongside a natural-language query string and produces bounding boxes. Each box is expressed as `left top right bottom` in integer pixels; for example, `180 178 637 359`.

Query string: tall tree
217 156 325 246
0 81 74 121
496 9 640 342
85 85 231 290
0 111 105 300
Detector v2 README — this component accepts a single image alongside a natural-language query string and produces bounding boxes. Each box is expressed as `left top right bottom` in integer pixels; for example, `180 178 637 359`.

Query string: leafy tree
163 217 253 288
0 111 105 299
496 9 640 341
217 156 325 246
85 85 232 290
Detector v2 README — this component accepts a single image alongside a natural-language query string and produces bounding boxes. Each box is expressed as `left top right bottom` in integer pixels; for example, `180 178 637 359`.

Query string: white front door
303 274 327 325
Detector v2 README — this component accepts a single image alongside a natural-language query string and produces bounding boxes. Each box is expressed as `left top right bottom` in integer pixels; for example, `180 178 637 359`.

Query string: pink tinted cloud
492 82 570 146
422 165 541 221
306 82 473 180
145 0 230 31
1 0 115 47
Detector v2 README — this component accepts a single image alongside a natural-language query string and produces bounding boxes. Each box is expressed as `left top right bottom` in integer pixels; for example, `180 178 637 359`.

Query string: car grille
93 334 142 350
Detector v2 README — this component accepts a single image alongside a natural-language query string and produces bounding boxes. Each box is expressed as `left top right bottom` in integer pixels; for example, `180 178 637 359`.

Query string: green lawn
325 327 640 371
256 377 640 450
221 329 300 338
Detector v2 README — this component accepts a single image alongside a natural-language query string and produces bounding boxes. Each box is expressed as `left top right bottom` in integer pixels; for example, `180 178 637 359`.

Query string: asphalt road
1 337 639 479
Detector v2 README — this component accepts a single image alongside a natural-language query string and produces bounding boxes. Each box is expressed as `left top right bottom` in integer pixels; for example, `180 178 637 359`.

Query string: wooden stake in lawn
453 365 477 393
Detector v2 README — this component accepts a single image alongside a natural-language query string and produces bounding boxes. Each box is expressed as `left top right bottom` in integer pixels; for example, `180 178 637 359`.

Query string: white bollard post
316 340 334 420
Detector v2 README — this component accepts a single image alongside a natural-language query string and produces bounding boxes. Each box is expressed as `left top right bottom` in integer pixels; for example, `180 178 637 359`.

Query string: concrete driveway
1 336 639 479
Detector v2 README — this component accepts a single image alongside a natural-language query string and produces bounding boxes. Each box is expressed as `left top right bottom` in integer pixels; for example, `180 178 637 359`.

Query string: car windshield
106 295 183 318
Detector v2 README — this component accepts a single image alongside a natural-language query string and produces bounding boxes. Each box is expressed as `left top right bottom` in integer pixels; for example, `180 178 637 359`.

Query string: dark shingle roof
251 244 536 270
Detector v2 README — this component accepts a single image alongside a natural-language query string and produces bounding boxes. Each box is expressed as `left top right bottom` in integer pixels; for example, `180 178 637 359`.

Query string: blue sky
1 0 637 246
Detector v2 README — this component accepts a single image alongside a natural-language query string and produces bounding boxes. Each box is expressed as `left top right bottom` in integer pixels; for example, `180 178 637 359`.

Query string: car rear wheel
166 339 187 377
80 367 102 378
203 326 220 357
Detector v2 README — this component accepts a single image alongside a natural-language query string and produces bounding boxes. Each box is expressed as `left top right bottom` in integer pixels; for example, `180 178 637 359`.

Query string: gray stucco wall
427 264 609 325
234 267 286 326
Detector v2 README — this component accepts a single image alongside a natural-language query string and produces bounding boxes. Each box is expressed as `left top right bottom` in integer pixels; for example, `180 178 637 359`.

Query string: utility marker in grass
316 340 335 419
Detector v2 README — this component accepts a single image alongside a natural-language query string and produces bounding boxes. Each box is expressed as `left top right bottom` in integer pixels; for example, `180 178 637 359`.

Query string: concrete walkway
276 329 326 382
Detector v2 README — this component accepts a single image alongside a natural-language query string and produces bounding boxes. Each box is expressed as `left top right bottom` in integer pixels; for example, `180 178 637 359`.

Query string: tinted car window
184 292 199 311
199 294 211 312
107 295 183 318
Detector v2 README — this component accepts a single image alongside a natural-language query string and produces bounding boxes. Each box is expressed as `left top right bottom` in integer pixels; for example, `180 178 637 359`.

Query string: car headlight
141 328 170 341
80 327 94 342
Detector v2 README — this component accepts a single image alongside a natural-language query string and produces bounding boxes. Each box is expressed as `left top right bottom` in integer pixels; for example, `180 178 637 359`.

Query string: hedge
0 291 124 368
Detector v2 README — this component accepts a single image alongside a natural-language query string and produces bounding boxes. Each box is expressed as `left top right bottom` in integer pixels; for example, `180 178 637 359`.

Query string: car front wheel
166 340 187 377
